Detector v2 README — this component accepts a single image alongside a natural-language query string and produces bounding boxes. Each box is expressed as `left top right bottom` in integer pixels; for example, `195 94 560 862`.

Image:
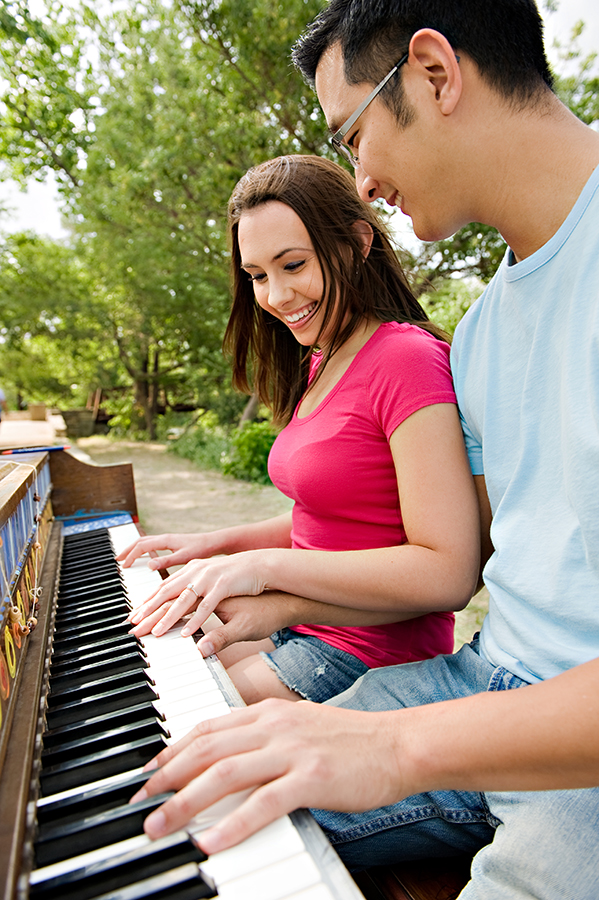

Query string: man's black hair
292 0 554 113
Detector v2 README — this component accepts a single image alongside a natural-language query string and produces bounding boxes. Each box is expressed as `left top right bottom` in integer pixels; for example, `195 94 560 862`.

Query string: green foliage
221 420 278 484
411 224 507 292
0 0 93 187
168 411 231 471
2 0 598 444
0 231 123 405
550 19 599 126
422 278 483 338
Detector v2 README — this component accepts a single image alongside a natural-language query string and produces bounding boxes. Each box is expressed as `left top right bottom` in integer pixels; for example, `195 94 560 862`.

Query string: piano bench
352 855 472 900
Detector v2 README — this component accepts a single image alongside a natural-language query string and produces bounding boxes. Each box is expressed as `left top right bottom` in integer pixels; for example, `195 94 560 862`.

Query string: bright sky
1 0 598 242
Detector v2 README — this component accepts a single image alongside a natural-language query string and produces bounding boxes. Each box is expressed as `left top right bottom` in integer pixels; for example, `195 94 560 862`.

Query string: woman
120 155 479 704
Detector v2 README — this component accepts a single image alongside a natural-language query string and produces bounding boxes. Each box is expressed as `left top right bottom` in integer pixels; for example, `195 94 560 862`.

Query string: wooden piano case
0 449 138 900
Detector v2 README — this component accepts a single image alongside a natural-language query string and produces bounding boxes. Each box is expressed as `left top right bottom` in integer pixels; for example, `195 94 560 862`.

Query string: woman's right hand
116 532 217 572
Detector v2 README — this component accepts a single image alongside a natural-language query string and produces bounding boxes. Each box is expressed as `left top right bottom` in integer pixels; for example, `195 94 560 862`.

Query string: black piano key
58 562 123 597
42 702 164 750
29 831 208 900
50 642 143 678
59 558 122 576
34 793 174 867
57 577 127 604
41 717 169 768
61 531 113 552
44 681 159 731
90 863 217 900
48 669 153 705
51 634 141 664
51 624 133 654
39 733 168 795
49 650 147 688
51 614 132 642
55 599 130 623
35 770 153 826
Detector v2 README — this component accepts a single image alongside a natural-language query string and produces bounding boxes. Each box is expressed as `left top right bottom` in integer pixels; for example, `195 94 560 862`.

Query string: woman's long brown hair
224 155 447 425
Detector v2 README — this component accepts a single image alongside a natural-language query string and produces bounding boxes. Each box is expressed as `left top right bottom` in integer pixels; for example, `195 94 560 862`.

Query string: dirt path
77 435 293 535
76 435 486 648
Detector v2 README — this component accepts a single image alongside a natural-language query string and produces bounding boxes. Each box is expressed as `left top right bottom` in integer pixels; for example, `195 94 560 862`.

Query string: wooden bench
353 855 472 900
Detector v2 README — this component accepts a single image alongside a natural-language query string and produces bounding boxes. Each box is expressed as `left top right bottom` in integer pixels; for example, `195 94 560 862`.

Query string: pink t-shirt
267 321 457 669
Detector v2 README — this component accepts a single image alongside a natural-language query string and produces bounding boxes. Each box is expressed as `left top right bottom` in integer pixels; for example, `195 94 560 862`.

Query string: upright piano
0 448 365 900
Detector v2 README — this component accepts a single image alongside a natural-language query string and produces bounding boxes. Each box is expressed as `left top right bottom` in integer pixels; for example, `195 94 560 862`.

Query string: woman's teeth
285 302 316 324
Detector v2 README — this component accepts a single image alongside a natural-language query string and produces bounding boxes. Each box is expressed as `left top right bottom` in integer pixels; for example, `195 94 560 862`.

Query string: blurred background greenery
1 0 597 483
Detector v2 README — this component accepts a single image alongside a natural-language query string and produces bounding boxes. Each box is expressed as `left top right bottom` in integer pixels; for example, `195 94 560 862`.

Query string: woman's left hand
127 550 274 637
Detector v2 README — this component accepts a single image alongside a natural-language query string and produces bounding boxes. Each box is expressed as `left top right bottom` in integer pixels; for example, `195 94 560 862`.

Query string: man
136 2 599 895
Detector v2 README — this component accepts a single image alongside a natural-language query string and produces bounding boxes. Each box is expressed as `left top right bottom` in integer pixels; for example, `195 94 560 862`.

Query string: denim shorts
260 628 369 702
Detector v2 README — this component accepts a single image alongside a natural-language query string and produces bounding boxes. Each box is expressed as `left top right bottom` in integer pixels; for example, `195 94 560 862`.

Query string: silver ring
185 583 200 600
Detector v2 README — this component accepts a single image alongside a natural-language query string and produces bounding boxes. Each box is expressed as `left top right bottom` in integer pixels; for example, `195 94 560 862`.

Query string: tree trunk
238 393 259 427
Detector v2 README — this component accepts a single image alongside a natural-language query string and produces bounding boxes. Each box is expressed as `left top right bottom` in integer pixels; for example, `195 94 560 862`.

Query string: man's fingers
197 625 233 657
136 706 270 796
143 746 290 841
197 776 303 854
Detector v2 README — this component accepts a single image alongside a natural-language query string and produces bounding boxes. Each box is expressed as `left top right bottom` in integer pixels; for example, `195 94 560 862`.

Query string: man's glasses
331 52 409 168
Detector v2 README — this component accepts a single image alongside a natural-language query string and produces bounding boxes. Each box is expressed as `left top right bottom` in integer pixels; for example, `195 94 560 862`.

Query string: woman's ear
352 219 374 259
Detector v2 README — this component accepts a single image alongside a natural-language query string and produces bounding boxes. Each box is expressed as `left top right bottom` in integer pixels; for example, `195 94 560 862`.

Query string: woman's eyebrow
241 246 311 268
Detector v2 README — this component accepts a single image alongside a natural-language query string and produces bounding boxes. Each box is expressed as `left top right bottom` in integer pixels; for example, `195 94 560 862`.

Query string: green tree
0 0 93 188
0 231 121 405
2 0 331 436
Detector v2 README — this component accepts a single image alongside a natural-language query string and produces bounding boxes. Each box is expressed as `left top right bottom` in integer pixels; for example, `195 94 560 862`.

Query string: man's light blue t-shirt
451 164 599 683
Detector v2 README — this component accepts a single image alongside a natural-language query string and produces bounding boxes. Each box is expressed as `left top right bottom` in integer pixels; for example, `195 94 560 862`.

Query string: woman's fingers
128 601 174 636
128 553 268 636
128 569 200 625
117 534 173 567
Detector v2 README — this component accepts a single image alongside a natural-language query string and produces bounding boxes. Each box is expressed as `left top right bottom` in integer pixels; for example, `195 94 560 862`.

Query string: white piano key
215 852 322 900
199 816 305 884
100 524 363 900
163 706 231 742
108 523 148 557
286 887 336 900
155 693 231 723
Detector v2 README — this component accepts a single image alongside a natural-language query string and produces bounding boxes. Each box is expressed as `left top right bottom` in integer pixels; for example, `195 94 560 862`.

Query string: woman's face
238 200 334 347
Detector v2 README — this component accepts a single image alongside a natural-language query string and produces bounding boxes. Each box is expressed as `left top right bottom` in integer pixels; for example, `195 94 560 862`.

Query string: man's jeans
312 639 599 899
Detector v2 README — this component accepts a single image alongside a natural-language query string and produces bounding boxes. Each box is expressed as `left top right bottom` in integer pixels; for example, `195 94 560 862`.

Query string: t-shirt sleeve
368 327 457 439
458 408 484 475
450 325 484 476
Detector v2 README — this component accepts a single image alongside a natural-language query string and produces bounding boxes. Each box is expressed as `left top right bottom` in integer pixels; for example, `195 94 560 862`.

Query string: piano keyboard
26 521 364 900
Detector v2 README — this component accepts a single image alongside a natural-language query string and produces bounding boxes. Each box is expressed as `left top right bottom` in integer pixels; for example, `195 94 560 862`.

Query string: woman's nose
267 279 295 310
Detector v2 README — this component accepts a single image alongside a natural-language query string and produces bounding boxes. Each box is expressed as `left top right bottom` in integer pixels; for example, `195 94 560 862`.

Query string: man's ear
409 28 462 115
352 219 374 258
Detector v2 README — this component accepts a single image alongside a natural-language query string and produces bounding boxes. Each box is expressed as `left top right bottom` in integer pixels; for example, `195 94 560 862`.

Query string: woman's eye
285 260 305 272
250 272 266 282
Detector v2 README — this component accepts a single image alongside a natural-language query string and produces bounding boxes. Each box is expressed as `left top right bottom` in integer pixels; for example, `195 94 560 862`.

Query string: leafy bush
422 277 482 337
168 411 230 471
221 421 278 485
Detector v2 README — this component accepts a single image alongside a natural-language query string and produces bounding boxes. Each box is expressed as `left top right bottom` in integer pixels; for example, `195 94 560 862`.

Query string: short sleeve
450 322 484 476
367 324 457 439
